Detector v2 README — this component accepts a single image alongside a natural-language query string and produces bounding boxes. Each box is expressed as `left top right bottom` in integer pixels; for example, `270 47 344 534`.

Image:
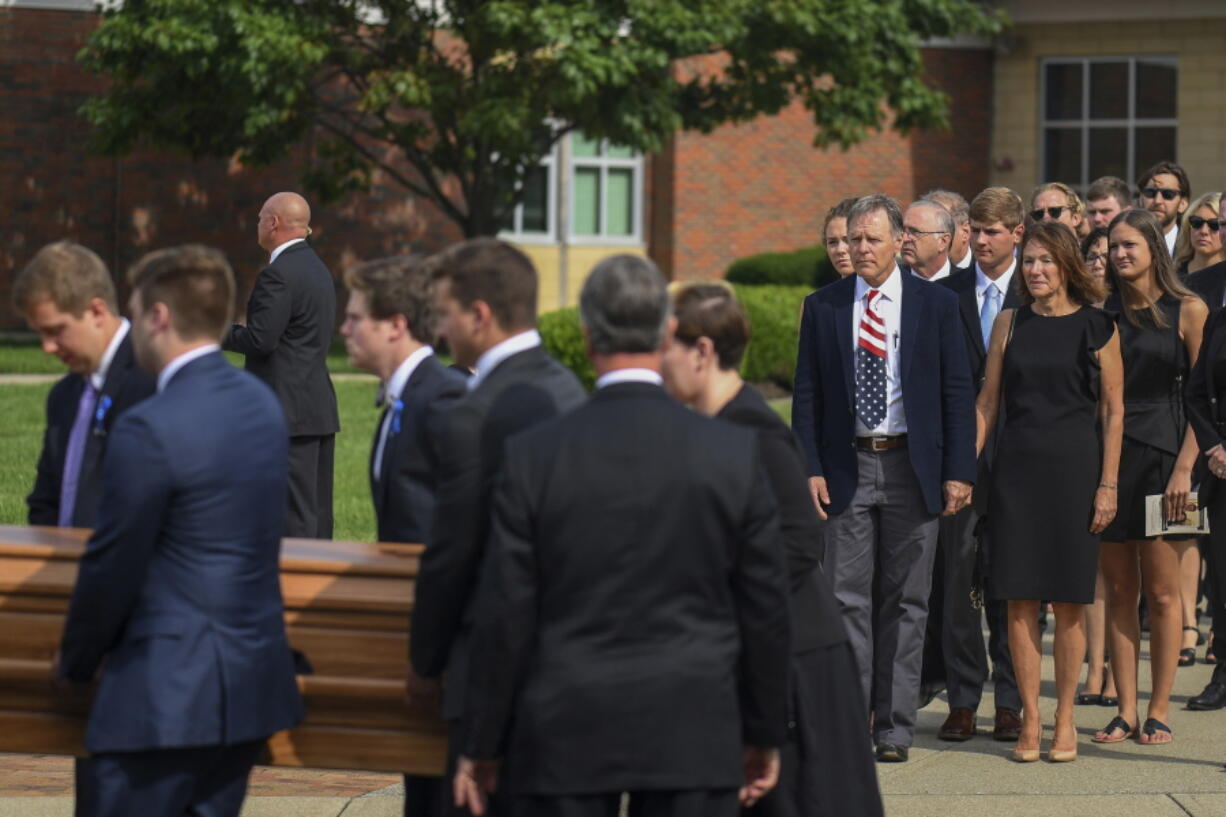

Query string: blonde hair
1030 181 1085 217
12 241 118 316
1173 191 1223 270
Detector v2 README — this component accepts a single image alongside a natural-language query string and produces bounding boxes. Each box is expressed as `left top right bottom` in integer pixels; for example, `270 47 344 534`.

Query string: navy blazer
792 269 977 516
371 355 467 544
28 331 156 527
1187 259 1226 313
58 351 304 753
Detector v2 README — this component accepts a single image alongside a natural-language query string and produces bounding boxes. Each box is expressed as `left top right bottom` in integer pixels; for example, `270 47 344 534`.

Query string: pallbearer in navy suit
792 194 976 762
340 255 466 817
56 246 303 817
13 241 155 529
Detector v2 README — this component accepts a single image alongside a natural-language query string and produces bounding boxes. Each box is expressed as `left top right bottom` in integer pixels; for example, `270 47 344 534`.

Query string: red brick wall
0 8 462 328
650 48 993 280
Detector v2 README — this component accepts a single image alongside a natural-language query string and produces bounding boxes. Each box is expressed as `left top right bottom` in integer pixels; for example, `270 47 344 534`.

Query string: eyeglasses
1085 253 1108 265
901 226 948 238
1031 206 1068 221
1189 216 1222 231
1141 186 1181 201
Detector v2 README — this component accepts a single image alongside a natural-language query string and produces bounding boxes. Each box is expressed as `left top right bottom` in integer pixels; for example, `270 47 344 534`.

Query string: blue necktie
980 284 1001 352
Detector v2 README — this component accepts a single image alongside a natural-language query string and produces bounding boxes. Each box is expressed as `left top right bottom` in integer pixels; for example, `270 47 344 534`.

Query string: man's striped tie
855 289 888 429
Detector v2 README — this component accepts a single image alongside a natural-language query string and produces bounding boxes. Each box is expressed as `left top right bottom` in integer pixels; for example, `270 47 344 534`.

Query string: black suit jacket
410 344 586 718
224 241 340 437
1187 306 1226 454
463 382 790 794
717 384 845 652
1187 260 1226 313
939 266 1022 513
28 330 156 527
370 355 467 544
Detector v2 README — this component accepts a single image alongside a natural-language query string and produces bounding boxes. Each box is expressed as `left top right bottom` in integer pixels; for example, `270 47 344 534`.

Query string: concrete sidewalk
2 631 1224 816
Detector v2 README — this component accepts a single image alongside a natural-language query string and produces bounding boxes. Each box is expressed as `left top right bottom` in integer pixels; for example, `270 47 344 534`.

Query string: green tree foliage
80 0 1003 237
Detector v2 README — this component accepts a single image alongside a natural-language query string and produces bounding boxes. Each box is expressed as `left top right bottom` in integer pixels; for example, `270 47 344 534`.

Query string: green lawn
0 339 361 376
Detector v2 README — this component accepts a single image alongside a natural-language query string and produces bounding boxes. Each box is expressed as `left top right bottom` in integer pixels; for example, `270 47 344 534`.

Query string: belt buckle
871 437 888 451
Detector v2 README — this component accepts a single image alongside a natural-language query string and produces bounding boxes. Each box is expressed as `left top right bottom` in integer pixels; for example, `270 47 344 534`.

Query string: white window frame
500 151 557 244
1038 56 1178 192
568 138 644 245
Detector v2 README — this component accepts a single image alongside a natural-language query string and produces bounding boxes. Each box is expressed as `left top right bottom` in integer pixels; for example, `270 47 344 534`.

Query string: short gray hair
848 194 904 239
906 200 954 236
921 189 970 227
579 255 671 355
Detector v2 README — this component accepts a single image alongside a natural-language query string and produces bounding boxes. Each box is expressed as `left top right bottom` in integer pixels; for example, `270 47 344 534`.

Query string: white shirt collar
269 237 307 264
976 257 1017 297
1165 223 1179 256
468 329 541 391
90 319 130 392
595 368 663 390
854 264 902 302
912 258 951 282
956 248 974 270
384 346 434 405
157 344 221 393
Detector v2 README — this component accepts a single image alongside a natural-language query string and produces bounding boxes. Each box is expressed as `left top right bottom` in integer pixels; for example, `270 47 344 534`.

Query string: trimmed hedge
538 283 811 392
725 245 839 289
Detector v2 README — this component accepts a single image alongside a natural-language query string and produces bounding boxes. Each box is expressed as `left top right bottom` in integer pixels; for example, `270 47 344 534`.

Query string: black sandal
1076 692 1102 705
1140 717 1173 745
1091 715 1135 744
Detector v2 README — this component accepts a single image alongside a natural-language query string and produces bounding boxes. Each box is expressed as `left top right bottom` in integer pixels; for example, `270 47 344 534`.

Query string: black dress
1101 293 1191 542
988 305 1116 604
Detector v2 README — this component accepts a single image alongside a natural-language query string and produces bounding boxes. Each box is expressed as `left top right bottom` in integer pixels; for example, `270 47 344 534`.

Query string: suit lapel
833 281 855 411
958 282 984 357
899 271 922 382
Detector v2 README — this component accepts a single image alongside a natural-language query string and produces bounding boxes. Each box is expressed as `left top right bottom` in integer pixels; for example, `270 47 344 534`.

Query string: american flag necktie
855 289 887 429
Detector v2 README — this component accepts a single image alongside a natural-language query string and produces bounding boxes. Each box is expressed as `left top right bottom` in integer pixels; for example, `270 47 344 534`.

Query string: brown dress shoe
938 707 977 741
993 708 1022 742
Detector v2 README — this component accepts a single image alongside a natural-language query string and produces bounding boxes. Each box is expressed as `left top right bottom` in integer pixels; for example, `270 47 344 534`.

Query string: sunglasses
1189 216 1222 232
1031 206 1067 221
1141 186 1181 201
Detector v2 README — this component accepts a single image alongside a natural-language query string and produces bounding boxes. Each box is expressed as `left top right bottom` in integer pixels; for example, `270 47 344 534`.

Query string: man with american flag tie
792 194 977 763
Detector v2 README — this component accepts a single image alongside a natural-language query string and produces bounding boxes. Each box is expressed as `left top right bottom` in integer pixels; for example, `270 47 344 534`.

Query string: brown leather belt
856 434 908 452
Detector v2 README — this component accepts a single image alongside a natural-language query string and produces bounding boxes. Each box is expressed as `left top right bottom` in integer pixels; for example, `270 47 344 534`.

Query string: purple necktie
58 381 98 527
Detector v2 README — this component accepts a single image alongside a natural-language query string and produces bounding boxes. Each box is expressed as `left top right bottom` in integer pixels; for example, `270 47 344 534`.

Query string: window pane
1136 60 1177 119
1088 127 1128 181
1134 127 1177 180
1089 61 1128 120
572 132 601 158
606 168 634 236
605 143 635 159
1044 128 1082 186
574 167 601 235
1045 63 1083 120
520 166 549 233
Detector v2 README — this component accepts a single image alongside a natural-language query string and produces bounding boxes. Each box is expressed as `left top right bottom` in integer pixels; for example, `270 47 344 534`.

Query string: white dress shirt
90 319 130 392
467 329 542 392
912 258 951 282
853 267 906 436
372 346 435 479
595 368 663 389
975 258 1017 315
269 237 306 264
157 344 221 393
1165 224 1178 258
955 248 974 270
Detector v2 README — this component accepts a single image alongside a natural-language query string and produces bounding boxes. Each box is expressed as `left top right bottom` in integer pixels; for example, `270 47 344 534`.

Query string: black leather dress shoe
1188 679 1226 711
876 743 909 762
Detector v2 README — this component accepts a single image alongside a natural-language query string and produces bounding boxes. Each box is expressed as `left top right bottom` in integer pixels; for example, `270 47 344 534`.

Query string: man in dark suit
455 255 789 817
409 239 586 810
55 245 304 817
900 200 955 282
224 191 339 539
921 189 974 272
13 241 156 528
792 194 976 762
924 187 1027 743
340 254 466 816
1187 196 1226 311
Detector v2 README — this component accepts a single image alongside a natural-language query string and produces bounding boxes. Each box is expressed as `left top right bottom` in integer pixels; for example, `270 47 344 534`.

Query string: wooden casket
0 525 447 774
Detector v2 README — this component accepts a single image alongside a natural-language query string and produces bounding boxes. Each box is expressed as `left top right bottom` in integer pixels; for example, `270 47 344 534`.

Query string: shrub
538 283 810 392
725 245 837 288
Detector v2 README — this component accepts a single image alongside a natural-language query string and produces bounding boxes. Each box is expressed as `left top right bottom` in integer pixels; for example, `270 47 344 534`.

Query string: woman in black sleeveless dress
976 221 1124 763
1093 209 1208 747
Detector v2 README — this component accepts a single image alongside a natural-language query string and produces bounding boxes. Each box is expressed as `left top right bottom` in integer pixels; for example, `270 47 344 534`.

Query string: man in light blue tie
930 186 1027 743
13 241 156 529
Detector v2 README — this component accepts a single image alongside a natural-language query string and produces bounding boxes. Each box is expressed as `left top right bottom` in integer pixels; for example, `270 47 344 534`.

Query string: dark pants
76 741 263 817
1206 483 1226 663
747 642 883 817
922 507 989 711
287 433 334 539
403 773 447 817
513 790 739 817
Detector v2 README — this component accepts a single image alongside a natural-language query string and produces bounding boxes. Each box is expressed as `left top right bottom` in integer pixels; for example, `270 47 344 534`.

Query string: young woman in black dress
976 221 1124 763
1092 209 1208 746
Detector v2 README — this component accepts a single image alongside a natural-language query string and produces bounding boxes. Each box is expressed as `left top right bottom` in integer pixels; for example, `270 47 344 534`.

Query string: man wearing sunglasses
1137 161 1191 257
1029 182 1087 239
